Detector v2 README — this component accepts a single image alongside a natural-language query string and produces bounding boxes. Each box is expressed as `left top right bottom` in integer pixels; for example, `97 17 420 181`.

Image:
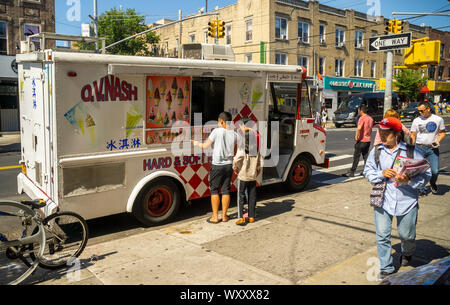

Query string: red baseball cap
378 117 402 133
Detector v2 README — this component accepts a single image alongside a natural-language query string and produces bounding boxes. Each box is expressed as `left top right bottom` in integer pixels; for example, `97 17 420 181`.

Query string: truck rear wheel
285 157 312 192
133 178 181 226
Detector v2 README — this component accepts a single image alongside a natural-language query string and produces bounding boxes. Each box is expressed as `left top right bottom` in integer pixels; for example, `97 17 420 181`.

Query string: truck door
20 63 50 194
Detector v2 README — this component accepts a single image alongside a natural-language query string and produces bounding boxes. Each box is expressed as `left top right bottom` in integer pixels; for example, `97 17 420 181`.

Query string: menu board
146 76 191 145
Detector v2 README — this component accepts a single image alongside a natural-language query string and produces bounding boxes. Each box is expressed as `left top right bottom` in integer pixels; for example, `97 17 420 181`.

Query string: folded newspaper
393 156 431 187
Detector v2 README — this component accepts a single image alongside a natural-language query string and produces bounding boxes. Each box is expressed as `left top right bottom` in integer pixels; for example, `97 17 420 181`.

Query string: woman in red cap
363 117 432 281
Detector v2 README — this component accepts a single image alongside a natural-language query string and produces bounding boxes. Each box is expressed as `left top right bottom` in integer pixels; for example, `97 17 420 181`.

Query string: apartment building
0 0 55 131
151 0 431 118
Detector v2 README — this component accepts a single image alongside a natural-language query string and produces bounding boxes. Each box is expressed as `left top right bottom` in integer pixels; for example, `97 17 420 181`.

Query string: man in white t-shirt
411 101 447 195
192 112 239 224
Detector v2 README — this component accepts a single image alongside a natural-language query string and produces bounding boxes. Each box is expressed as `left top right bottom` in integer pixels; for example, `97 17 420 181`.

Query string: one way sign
369 33 412 52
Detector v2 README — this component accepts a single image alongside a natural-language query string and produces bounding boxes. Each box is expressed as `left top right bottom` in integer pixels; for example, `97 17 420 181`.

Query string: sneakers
378 271 395 281
400 255 412 267
343 171 355 178
430 183 438 195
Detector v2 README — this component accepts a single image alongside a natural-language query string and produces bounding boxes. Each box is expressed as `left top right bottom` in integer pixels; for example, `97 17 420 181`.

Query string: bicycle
0 199 89 285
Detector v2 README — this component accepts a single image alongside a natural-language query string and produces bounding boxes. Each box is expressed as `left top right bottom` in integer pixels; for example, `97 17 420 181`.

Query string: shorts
209 164 233 195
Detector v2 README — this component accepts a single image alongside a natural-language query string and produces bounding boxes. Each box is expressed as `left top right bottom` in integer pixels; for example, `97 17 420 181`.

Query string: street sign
369 32 412 52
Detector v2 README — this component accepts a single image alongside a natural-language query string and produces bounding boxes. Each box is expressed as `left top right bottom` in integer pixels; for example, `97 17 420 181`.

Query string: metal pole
94 0 98 52
178 10 182 58
384 50 394 112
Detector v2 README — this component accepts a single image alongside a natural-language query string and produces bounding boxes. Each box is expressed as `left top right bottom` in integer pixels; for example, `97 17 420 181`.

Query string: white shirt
411 114 445 145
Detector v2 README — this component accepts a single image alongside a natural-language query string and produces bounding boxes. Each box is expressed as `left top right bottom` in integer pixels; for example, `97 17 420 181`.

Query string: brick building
0 0 55 131
151 0 430 118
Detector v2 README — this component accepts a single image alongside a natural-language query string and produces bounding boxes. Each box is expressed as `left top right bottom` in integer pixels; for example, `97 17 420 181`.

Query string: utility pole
206 0 208 13
89 0 99 52
178 10 182 58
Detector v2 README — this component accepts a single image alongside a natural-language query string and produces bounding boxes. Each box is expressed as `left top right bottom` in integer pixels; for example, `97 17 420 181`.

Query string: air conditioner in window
337 42 345 47
320 38 326 44
357 43 363 49
281 34 287 40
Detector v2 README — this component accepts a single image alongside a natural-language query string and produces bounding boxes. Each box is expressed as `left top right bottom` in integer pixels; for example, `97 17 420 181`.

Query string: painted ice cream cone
171 78 178 98
78 119 85 136
184 79 189 97
156 110 163 124
85 114 96 145
171 111 177 125
154 88 161 107
147 78 154 101
163 113 170 126
177 88 184 106
166 91 173 109
184 107 189 121
160 78 166 97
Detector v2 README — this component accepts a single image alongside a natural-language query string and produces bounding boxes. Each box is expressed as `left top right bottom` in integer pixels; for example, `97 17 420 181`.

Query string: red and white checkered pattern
174 163 239 200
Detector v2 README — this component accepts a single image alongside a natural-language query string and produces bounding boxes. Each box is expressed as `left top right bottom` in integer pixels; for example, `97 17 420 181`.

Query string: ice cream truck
16 36 328 226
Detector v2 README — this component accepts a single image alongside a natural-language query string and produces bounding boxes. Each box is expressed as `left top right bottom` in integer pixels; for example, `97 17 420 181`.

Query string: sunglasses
418 109 429 113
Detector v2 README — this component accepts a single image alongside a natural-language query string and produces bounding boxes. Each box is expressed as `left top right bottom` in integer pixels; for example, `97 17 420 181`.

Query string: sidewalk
25 172 450 285
0 132 21 154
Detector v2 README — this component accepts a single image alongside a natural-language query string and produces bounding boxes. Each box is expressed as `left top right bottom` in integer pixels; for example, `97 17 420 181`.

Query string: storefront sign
324 77 375 92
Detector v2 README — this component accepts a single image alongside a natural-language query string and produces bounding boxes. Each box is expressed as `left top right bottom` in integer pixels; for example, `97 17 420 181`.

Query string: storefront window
0 22 7 55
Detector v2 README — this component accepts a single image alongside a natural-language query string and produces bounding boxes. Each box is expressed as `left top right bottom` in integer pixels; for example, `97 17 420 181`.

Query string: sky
56 0 450 36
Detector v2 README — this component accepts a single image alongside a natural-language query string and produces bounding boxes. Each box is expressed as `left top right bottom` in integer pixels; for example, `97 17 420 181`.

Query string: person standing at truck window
411 101 447 195
192 112 238 224
233 117 262 225
343 105 374 178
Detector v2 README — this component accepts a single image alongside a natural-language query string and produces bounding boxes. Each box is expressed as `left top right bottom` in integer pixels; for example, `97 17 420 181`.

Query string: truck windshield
337 96 362 112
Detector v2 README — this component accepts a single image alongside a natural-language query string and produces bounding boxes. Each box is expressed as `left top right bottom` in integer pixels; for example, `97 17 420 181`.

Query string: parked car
399 102 436 121
333 92 398 128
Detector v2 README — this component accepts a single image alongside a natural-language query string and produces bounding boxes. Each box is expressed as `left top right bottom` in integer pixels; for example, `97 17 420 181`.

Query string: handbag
369 148 401 208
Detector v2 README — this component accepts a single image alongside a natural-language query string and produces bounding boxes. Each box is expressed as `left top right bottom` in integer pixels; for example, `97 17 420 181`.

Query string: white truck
16 35 328 226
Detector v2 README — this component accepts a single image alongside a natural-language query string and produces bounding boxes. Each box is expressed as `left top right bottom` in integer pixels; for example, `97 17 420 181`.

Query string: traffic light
208 20 217 38
393 20 403 34
384 19 394 35
217 20 226 38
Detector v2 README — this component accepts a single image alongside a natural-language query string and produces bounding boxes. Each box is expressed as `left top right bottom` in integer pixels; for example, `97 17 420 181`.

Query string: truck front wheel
133 178 181 226
285 157 312 192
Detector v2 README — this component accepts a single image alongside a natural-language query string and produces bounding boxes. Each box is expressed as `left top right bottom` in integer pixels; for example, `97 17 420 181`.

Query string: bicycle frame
0 201 45 258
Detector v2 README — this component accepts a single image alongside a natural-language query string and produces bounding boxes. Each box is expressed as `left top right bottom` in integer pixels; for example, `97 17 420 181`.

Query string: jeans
374 206 418 273
237 180 257 219
415 145 440 189
351 142 371 172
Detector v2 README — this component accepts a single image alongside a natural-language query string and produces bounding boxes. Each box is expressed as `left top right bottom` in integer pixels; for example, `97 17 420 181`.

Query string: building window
165 41 169 54
428 66 436 79
176 38 179 52
298 22 309 43
189 34 195 43
275 52 287 65
24 24 41 50
355 30 364 49
275 16 287 40
245 53 252 63
371 61 376 78
335 58 344 77
335 27 345 47
245 19 252 41
204 31 208 43
354 59 363 77
441 44 445 59
319 57 325 75
0 22 7 55
226 25 232 44
319 23 326 44
371 31 377 37
298 55 308 72
438 66 444 80
383 62 386 77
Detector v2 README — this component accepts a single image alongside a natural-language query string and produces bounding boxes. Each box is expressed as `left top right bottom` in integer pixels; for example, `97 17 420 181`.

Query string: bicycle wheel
0 201 45 285
30 211 89 270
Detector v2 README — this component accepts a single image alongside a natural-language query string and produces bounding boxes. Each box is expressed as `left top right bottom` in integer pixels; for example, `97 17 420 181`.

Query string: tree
393 69 428 103
79 7 160 56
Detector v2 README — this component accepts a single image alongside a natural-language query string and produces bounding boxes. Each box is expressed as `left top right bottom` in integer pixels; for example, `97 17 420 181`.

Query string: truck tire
285 156 312 192
133 178 181 226
335 123 342 128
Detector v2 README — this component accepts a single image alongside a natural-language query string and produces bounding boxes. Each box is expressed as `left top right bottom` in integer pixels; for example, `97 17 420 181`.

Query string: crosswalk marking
313 161 365 175
328 155 353 162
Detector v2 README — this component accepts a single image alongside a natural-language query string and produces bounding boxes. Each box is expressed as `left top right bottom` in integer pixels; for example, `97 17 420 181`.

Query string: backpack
374 144 415 169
